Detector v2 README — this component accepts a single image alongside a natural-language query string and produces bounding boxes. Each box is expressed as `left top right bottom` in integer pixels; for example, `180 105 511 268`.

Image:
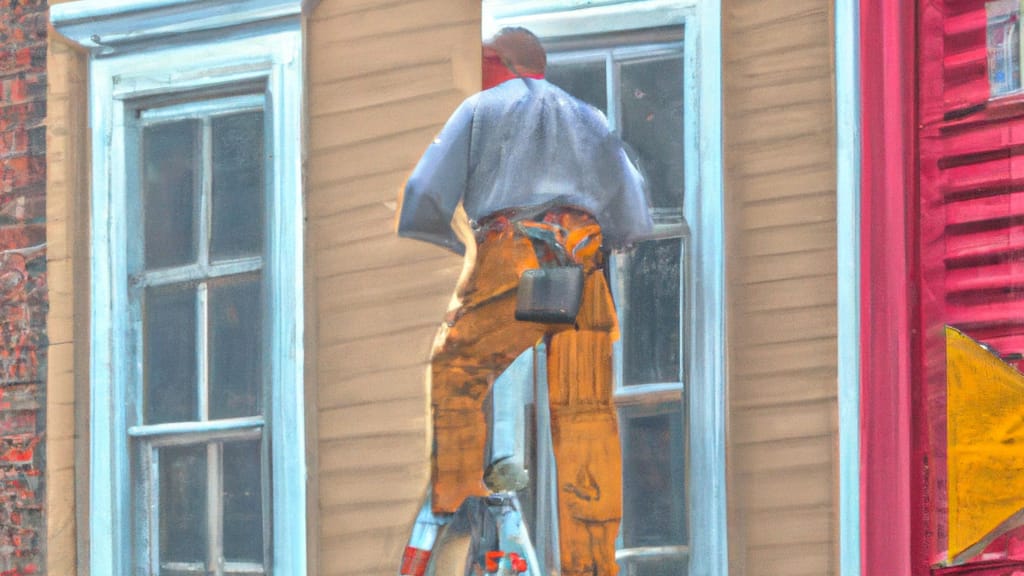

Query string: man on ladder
397 26 652 576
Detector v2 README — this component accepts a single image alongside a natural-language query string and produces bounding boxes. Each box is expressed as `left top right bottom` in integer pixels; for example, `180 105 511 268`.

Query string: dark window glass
546 60 608 115
223 440 264 563
621 403 687 549
144 120 199 269
623 238 683 385
145 284 197 424
209 275 263 419
620 56 685 210
212 111 265 260
159 444 207 565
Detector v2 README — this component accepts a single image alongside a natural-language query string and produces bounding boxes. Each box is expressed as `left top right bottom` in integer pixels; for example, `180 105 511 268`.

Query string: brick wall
0 0 47 573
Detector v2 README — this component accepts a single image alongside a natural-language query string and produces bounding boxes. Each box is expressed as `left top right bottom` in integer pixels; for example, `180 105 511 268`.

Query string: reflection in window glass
144 284 197 424
621 404 687 549
623 238 682 386
209 275 263 419
223 440 264 563
144 120 199 268
159 445 207 566
547 60 608 115
621 56 685 210
212 111 265 260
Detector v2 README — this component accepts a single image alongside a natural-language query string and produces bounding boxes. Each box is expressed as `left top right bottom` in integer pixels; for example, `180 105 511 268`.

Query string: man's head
482 27 546 89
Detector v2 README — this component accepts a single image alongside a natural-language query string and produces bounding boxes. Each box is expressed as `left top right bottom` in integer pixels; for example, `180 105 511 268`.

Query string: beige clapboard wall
723 0 839 574
306 2 482 574
46 0 89 571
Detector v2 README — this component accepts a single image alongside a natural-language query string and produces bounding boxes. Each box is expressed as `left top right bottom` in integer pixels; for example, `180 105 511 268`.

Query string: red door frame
859 0 921 573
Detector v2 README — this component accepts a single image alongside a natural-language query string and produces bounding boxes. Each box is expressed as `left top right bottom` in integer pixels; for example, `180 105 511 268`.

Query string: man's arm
600 135 655 250
397 97 476 255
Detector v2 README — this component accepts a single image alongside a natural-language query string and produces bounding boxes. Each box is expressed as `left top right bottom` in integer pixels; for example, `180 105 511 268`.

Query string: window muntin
128 95 271 576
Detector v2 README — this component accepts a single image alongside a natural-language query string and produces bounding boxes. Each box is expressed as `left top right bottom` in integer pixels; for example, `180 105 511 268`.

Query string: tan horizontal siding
307 2 481 574
739 306 837 346
737 464 835 511
318 365 427 408
306 169 412 215
732 435 835 474
731 399 837 446
723 0 838 574
309 62 457 119
744 506 834 548
744 541 836 576
731 369 839 410
738 247 837 284
46 13 90 574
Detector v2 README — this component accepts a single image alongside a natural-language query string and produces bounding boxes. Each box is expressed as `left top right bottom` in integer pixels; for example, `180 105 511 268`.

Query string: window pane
211 111 265 260
621 403 686 549
987 0 1022 96
209 275 263 419
620 56 684 210
144 120 199 269
623 239 682 385
159 445 207 565
223 440 265 563
546 60 608 115
145 284 197 424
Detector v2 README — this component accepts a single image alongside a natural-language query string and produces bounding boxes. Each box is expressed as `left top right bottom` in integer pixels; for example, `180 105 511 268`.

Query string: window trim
835 0 862 574
486 1 727 573
50 3 309 574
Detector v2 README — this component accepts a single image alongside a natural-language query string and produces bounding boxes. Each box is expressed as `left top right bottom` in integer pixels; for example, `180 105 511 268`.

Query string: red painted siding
0 0 47 574
917 0 1024 572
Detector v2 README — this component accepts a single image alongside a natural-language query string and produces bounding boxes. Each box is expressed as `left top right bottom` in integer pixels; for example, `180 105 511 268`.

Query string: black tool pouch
513 222 584 324
515 266 584 324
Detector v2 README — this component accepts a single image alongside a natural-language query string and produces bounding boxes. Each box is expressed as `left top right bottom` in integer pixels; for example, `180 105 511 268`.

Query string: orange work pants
430 210 622 576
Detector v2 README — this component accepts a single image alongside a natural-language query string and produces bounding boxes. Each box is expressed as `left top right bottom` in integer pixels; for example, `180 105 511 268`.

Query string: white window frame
50 2 312 574
486 1 727 575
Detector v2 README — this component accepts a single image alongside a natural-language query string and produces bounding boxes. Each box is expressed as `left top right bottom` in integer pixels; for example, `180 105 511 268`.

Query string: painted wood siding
723 1 838 574
306 3 481 574
916 0 1024 566
45 8 89 570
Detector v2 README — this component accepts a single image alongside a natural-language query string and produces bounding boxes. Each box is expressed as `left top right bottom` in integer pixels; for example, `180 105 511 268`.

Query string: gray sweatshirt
399 77 653 255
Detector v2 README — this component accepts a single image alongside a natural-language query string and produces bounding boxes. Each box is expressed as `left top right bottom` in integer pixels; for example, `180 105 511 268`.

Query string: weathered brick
0 0 46 572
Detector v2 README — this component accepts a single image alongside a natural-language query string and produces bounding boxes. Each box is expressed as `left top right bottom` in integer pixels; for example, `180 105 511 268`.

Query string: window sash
125 89 273 576
536 29 692 570
135 434 271 574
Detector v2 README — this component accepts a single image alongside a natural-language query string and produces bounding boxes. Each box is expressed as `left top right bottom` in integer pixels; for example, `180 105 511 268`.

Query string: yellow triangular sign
947 326 1024 564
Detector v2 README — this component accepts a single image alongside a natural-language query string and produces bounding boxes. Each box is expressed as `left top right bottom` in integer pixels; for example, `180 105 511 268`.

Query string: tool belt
474 206 602 325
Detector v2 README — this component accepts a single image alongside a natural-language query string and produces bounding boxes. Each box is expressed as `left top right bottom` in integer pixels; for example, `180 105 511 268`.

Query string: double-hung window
485 1 726 574
129 95 271 576
50 2 309 574
546 33 690 573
